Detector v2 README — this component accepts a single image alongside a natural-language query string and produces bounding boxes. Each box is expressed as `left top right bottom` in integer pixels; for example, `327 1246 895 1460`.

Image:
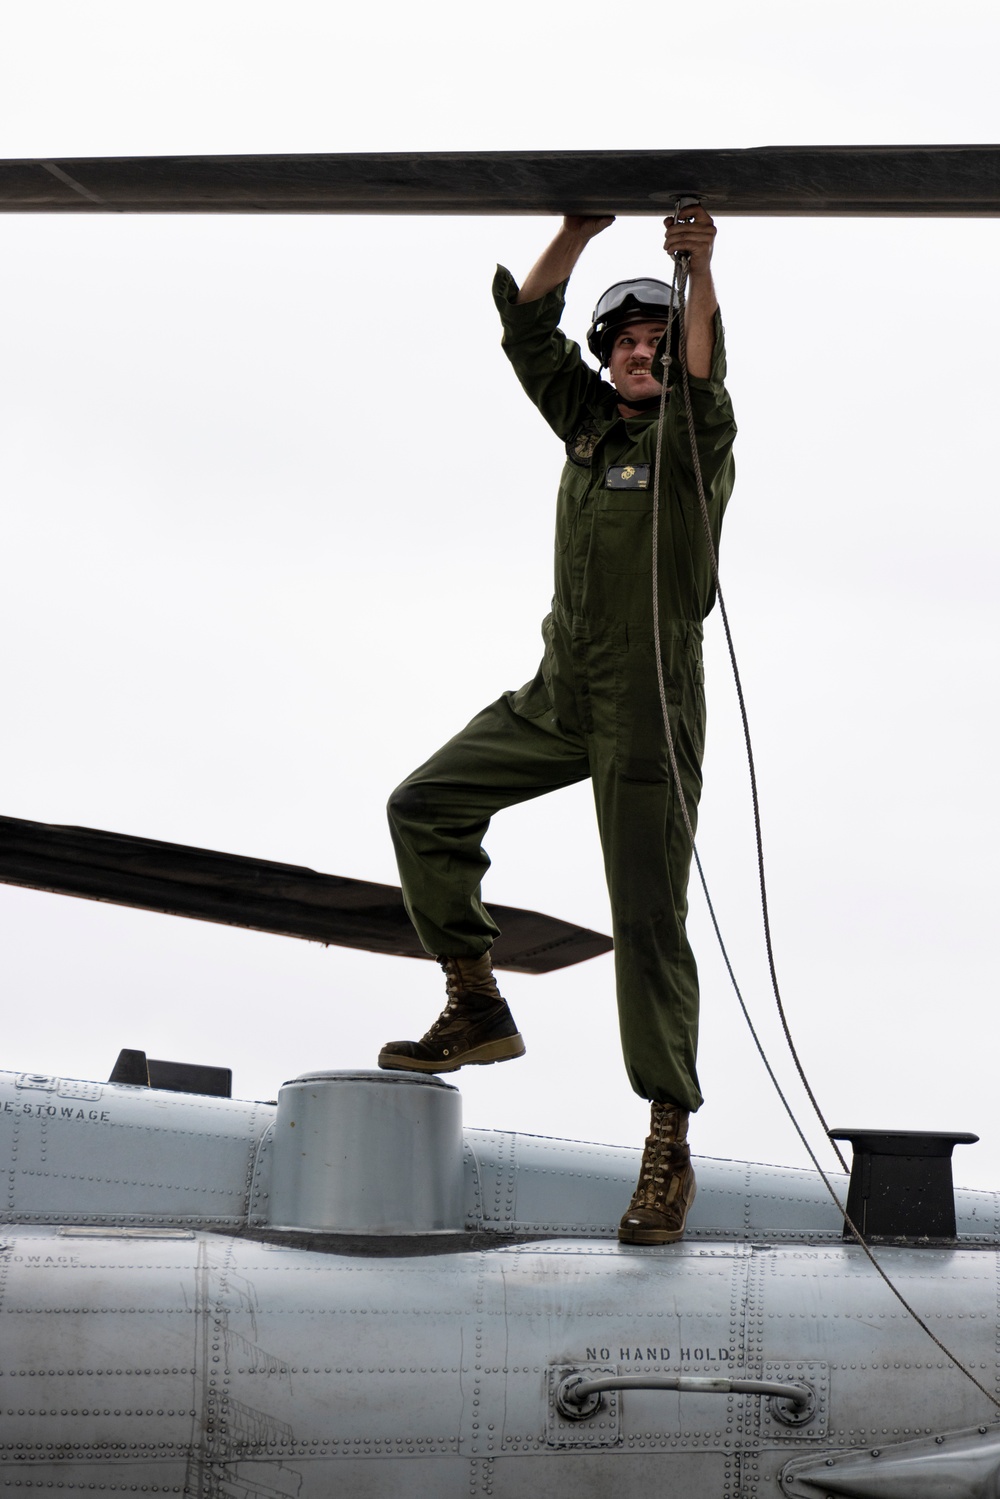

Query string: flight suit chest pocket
600 463 654 523
594 472 655 575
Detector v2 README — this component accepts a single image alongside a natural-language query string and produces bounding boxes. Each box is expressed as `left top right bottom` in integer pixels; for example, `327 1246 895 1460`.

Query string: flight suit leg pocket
509 613 559 722
508 668 553 720
612 639 680 783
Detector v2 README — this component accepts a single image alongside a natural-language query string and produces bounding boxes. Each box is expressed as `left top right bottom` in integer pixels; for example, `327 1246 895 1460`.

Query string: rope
662 255 845 1169
649 216 1000 1414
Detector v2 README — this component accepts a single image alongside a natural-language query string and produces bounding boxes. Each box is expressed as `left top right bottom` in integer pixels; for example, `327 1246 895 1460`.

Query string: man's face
608 319 667 407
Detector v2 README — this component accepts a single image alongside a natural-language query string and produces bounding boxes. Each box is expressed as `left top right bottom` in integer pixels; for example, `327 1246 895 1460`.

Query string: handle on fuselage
556 1371 815 1425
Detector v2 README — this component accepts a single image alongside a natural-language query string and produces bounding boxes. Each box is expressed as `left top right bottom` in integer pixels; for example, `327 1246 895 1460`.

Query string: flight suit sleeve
661 309 737 529
492 265 609 441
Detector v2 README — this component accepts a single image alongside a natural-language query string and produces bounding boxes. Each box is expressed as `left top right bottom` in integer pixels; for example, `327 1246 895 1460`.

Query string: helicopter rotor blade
0 814 612 975
1 145 1000 216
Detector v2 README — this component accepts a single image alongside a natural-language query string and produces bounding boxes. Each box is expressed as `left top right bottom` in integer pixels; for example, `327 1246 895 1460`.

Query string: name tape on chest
604 464 650 491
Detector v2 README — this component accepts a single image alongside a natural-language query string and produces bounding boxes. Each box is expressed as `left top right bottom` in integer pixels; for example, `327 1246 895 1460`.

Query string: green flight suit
387 267 737 1111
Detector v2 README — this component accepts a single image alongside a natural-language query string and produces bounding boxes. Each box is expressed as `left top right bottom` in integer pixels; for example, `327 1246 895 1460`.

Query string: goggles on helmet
586 278 680 368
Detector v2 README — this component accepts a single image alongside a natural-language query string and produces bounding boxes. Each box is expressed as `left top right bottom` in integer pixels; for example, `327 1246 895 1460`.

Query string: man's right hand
562 215 615 240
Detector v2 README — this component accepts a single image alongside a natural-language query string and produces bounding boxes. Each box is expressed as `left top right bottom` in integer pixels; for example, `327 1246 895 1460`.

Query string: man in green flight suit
381 207 736 1243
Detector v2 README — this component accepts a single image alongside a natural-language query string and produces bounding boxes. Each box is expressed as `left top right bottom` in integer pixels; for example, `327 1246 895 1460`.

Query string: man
381 207 736 1244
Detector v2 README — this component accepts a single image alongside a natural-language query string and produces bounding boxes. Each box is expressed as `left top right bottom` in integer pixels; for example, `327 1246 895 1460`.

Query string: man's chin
618 378 662 403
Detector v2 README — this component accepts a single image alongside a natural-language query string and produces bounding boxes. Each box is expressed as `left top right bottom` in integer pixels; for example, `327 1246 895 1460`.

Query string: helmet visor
591 278 678 326
587 277 680 365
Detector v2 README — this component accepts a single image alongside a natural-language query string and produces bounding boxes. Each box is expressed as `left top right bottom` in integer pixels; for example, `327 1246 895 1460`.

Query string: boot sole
617 1222 686 1245
617 1179 697 1245
378 1035 526 1074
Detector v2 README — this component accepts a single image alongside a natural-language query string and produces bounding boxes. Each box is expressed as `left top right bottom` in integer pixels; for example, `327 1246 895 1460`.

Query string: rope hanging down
649 218 1000 1415
650 244 839 1162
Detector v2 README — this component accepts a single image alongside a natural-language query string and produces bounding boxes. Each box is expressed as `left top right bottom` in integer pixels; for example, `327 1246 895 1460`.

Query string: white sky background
2 0 999 1190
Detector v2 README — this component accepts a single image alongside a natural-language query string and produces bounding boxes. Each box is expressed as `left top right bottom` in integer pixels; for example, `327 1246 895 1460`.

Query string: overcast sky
2 0 999 1191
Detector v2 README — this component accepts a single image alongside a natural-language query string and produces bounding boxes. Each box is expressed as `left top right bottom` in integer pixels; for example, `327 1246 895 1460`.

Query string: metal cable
649 223 1000 1413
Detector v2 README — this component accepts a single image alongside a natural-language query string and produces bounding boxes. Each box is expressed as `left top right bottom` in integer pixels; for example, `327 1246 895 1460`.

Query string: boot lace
419 960 469 1043
629 1106 691 1213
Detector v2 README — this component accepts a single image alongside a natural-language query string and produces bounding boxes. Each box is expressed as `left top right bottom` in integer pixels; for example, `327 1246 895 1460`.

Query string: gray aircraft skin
2 1061 999 1498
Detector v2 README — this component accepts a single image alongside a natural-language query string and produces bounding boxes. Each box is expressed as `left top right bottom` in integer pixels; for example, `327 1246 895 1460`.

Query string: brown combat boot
378 953 526 1074
618 1101 697 1244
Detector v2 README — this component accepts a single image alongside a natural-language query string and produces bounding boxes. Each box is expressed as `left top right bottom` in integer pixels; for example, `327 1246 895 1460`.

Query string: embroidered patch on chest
605 464 650 490
565 420 602 467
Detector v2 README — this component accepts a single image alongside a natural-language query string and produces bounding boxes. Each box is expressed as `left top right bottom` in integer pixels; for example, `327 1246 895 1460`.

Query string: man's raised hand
563 214 616 240
664 204 717 275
